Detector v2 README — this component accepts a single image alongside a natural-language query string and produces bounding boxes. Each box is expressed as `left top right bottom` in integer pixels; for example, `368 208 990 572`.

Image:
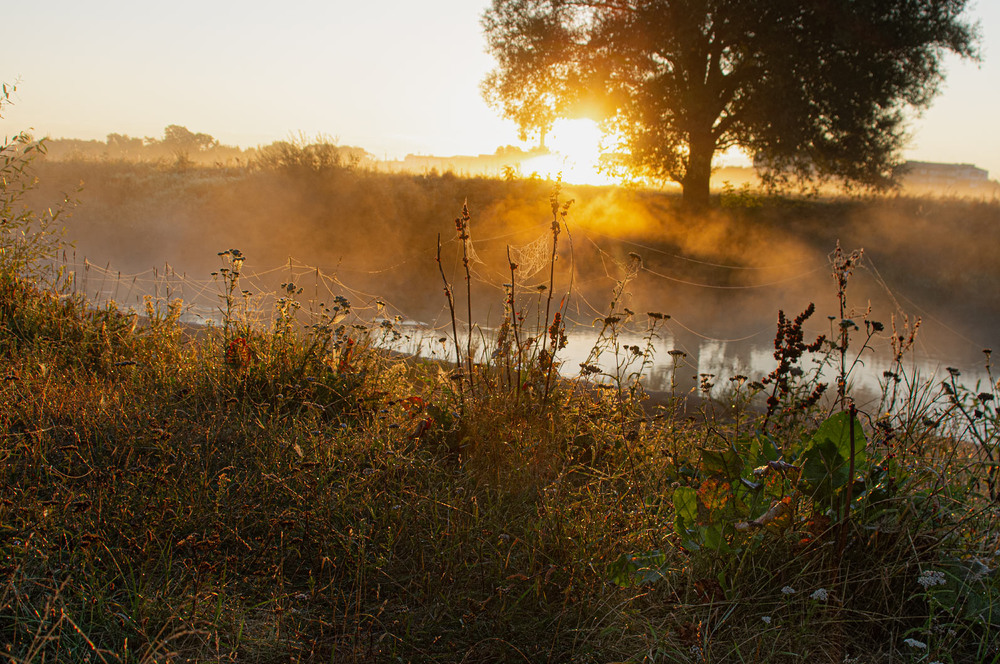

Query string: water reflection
552 325 990 408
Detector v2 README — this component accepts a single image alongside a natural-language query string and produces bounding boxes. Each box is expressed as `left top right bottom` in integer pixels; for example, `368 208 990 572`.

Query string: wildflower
810 588 829 601
917 569 947 589
903 638 927 650
781 586 796 595
225 336 252 368
548 312 568 350
761 616 772 625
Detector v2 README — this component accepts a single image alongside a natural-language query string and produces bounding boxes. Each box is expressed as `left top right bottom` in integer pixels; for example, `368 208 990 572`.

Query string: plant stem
436 233 465 405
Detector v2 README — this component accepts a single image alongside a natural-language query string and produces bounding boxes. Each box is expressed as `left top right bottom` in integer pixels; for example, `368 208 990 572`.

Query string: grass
2 145 999 663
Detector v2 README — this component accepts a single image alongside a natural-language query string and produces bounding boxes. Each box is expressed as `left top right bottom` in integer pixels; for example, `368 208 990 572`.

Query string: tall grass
2 123 998 663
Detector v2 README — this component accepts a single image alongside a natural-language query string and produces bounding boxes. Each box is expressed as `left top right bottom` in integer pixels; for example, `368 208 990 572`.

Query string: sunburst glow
521 118 614 186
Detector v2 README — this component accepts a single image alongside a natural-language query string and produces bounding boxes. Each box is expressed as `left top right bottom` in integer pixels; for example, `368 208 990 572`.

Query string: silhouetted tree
160 125 219 157
482 0 979 208
106 133 144 157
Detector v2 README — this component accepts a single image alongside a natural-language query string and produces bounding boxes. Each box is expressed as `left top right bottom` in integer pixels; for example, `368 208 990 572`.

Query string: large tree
482 0 978 208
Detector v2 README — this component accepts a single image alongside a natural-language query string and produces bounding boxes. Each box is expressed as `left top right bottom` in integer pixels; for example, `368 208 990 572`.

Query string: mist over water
27 160 1000 393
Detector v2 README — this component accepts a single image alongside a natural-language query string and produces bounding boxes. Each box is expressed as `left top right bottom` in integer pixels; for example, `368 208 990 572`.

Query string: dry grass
2 151 999 663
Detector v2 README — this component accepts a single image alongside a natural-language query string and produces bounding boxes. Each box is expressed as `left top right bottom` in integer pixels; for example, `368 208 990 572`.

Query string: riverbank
5 158 999 662
3 261 998 663
26 160 1000 359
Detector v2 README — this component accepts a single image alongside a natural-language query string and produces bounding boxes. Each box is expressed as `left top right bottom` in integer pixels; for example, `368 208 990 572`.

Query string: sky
2 0 998 178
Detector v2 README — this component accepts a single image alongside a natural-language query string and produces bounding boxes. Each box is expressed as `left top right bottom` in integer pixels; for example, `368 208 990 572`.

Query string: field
2 149 1000 663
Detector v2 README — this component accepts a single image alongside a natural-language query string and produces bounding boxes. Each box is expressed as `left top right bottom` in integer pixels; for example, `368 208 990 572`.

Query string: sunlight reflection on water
408 324 991 410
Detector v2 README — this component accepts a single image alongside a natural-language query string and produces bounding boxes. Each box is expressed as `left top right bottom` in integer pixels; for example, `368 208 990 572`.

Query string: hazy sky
2 0 998 177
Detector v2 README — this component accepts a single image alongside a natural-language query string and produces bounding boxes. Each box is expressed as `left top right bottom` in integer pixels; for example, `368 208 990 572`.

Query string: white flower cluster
903 638 927 649
917 569 947 589
761 616 772 625
810 588 829 601
780 585 796 595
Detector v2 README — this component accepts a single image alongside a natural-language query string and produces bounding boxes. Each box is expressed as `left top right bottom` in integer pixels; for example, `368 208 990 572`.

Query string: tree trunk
681 131 715 210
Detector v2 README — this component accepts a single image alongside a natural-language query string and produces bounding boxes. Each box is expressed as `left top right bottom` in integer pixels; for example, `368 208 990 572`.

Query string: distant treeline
37 126 564 179
38 125 374 171
35 125 999 198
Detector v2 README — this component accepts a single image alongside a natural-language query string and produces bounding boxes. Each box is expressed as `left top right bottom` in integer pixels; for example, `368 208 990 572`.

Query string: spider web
622 251 642 281
508 232 553 283
463 237 484 267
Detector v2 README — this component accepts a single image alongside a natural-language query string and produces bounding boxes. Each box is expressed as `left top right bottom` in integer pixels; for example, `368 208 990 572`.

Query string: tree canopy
160 124 219 156
482 0 979 208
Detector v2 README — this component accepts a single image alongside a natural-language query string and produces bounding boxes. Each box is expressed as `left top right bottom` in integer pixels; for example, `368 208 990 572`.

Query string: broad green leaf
607 550 670 587
673 486 698 537
697 478 731 512
737 432 780 467
701 446 743 481
798 411 867 508
930 560 1000 626
698 523 734 553
800 437 849 505
810 411 867 467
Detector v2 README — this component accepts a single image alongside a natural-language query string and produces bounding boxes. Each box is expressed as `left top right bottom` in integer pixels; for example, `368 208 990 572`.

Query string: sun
522 118 614 186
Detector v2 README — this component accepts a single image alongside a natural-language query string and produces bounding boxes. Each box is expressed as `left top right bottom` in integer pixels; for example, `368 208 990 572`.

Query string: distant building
896 161 994 195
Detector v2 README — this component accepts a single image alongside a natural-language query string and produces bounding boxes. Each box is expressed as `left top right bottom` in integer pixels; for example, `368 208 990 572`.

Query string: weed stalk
456 202 476 395
436 233 465 406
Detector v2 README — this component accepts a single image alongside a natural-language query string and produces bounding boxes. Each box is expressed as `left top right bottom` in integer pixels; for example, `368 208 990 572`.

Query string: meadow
2 142 999 663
